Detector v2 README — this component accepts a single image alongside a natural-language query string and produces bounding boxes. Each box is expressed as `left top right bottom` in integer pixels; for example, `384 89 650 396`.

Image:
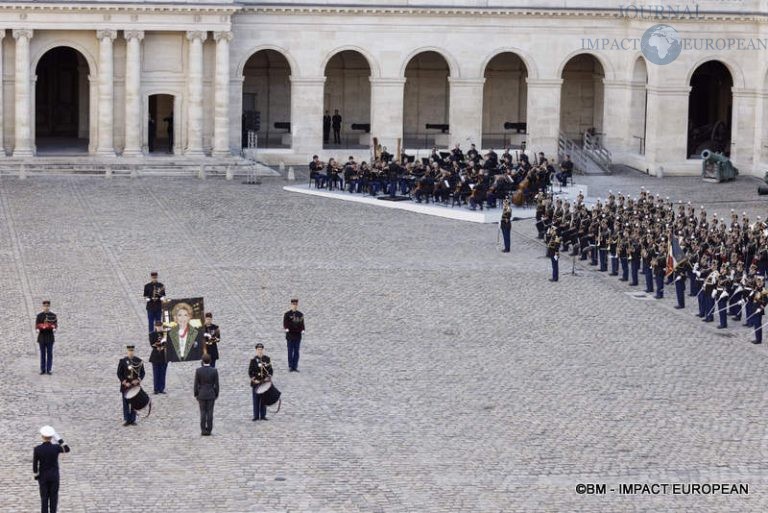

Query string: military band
143 271 166 333
203 312 221 368
538 189 768 344
249 343 274 421
35 300 58 375
149 320 169 394
117 345 146 426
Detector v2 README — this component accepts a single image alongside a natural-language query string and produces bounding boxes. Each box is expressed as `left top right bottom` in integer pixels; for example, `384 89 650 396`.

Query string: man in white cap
33 425 70 513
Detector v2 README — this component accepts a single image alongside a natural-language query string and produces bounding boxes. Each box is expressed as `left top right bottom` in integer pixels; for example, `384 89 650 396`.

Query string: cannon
425 123 449 133
701 149 738 183
503 122 527 133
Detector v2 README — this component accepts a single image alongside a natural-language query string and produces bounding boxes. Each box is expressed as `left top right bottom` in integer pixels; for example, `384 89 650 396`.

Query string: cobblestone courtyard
2 171 768 512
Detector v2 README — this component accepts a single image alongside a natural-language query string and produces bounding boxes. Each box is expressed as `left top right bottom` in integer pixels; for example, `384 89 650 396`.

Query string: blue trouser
152 362 167 393
753 312 764 342
619 257 628 280
252 388 267 419
697 290 705 317
147 309 162 333
501 226 511 252
654 274 664 298
39 341 53 373
38 478 59 513
590 247 598 266
717 297 728 327
388 181 397 197
745 301 754 325
704 292 714 321
599 249 607 271
610 254 619 275
314 175 327 188
644 267 654 292
729 293 741 318
675 278 685 308
122 395 136 423
630 259 639 285
368 181 380 195
688 271 697 296
287 338 301 370
550 255 559 281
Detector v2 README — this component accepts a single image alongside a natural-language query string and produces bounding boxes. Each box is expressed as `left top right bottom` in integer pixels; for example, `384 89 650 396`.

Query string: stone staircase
558 131 612 175
0 155 280 178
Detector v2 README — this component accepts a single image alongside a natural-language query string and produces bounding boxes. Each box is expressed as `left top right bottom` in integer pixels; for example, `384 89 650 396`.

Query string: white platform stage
283 183 589 224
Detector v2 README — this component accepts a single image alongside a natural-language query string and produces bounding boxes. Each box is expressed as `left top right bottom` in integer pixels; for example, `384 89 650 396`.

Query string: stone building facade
0 0 765 175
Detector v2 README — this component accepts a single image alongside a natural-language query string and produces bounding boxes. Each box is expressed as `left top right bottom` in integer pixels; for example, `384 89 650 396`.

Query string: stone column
448 78 484 148
644 85 690 175
290 76 325 154
96 29 117 156
12 29 33 157
0 31 5 156
185 30 207 156
212 31 233 157
525 78 562 159
601 80 633 154
731 88 759 176
123 30 144 157
370 77 405 153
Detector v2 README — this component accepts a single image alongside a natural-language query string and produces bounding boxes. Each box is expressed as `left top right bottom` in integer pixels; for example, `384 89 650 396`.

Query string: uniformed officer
117 345 145 426
499 199 512 253
673 261 689 309
143 272 166 333
202 312 221 368
249 343 274 421
35 300 58 375
546 227 560 282
33 425 70 513
751 277 765 344
148 320 168 394
283 299 305 372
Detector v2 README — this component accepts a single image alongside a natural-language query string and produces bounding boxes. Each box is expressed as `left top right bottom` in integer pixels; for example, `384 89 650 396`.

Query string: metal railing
323 133 370 150
402 133 442 149
558 132 588 174
481 132 527 150
242 130 291 149
582 131 612 173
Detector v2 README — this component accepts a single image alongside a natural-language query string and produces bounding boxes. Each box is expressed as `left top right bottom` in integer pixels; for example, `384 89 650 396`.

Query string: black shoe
46 371 52 375
717 325 727 329
252 417 258 421
674 305 684 309
40 371 45 375
159 391 167 394
123 421 131 427
696 314 704 318
609 273 618 276
752 340 762 344
261 417 269 421
548 278 557 282
294 369 299 372
153 391 159 395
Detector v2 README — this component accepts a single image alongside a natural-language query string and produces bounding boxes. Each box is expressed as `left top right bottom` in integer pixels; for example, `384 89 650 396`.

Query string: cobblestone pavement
1 172 768 513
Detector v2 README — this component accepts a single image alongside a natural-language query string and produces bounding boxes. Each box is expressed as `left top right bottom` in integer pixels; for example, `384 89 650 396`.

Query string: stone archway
687 60 733 158
323 50 372 149
242 49 292 149
482 52 528 150
34 47 90 154
403 51 450 149
559 54 605 143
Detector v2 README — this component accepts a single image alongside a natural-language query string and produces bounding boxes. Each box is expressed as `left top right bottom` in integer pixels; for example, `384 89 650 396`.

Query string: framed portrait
161 297 205 362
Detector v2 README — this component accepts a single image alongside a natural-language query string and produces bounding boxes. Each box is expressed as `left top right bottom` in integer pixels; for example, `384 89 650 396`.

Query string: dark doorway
687 61 733 157
148 94 174 154
35 47 89 154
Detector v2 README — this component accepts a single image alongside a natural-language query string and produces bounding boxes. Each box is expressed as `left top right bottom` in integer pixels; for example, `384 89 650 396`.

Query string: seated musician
469 180 488 211
380 146 392 163
433 174 451 204
344 158 359 194
467 144 480 164
326 158 343 190
556 154 574 186
414 173 435 203
309 155 326 189
450 143 464 163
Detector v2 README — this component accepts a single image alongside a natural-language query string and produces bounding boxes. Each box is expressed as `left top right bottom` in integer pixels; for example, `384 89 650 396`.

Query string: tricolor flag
665 235 686 277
